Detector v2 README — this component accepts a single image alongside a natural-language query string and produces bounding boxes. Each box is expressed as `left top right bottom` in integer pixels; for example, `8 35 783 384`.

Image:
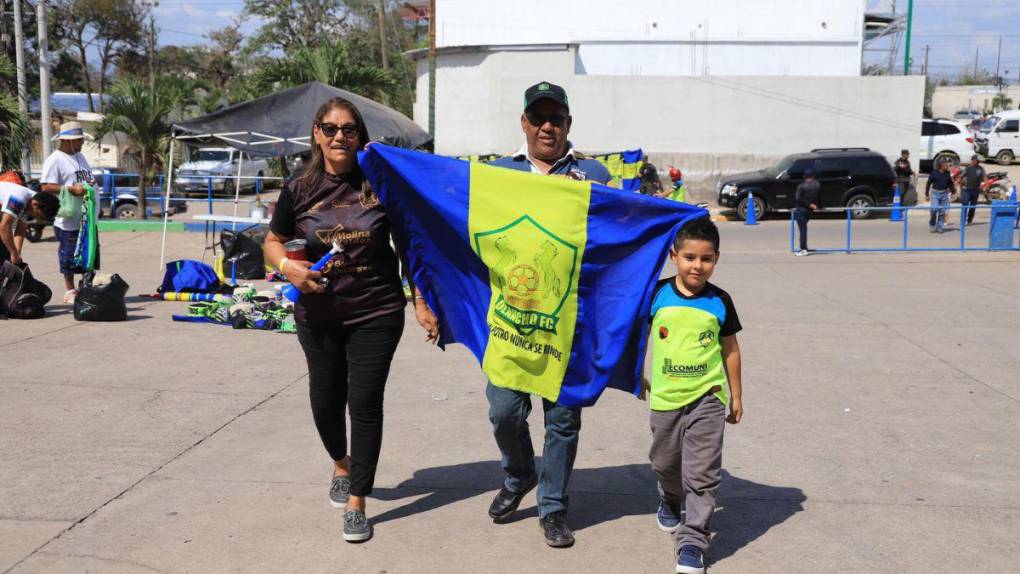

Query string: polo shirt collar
512 142 577 173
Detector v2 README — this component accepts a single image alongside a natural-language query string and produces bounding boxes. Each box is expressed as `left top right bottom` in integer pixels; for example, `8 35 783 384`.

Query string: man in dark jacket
925 159 956 233
639 156 662 195
794 169 820 256
894 150 916 205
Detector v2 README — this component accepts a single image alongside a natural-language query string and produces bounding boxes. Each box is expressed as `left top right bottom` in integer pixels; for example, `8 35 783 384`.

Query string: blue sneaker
656 501 681 533
676 545 705 574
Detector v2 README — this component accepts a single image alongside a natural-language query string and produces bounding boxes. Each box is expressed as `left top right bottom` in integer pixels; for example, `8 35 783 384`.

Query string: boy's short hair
32 192 60 221
673 217 720 252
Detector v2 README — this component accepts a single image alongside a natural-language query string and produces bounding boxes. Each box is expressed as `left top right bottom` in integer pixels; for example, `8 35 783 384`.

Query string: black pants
296 310 405 496
795 207 810 251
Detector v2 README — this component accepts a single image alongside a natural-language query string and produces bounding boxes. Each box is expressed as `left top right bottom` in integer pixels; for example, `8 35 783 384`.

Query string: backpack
74 271 129 322
219 228 267 280
159 259 220 294
0 261 52 319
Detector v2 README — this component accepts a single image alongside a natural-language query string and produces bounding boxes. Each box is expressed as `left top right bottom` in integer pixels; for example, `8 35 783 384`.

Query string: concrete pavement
2 220 1018 573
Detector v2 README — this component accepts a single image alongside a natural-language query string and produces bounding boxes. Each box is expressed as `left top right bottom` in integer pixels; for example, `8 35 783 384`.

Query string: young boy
644 218 743 574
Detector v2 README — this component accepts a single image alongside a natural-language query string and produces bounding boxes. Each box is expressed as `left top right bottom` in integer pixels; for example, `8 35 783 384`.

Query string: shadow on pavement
708 470 806 565
372 461 805 561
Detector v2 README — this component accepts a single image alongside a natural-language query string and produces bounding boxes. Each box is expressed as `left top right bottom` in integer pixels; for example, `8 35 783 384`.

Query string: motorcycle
980 171 1011 202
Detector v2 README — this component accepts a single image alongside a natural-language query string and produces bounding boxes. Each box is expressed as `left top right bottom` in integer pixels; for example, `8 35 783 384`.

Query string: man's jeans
794 207 810 251
486 382 582 518
961 188 980 224
929 190 950 231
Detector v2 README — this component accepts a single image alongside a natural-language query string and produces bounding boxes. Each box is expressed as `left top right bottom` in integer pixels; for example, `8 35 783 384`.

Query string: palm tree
0 55 31 171
252 40 395 100
94 79 177 219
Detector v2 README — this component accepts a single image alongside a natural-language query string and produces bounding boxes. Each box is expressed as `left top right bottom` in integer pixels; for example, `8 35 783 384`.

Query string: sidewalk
2 228 1019 573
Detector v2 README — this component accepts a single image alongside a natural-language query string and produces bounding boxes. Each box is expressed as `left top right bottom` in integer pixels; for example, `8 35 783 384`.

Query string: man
893 149 915 205
639 155 662 195
957 155 985 226
487 81 611 548
40 121 97 303
925 158 955 234
793 169 820 256
1 179 60 265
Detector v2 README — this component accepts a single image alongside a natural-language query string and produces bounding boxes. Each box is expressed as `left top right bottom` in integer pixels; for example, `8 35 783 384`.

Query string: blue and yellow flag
361 145 708 407
590 149 643 191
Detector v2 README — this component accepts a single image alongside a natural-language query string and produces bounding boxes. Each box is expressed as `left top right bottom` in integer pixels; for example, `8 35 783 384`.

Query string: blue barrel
988 200 1018 249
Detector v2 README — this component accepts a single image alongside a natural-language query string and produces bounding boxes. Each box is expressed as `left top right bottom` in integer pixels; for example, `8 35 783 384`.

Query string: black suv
717 148 897 220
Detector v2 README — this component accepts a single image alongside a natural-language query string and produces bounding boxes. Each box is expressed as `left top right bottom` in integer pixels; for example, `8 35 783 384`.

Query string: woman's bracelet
278 257 289 273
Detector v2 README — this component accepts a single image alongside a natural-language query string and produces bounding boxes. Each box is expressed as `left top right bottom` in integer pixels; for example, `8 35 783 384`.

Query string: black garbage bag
74 271 130 322
0 261 52 319
220 228 265 280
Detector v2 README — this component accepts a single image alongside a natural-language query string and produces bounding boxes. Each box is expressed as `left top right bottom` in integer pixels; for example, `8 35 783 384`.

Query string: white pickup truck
175 148 270 196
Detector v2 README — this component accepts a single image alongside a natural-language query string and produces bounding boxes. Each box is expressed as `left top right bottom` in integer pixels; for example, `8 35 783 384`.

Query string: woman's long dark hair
297 97 371 191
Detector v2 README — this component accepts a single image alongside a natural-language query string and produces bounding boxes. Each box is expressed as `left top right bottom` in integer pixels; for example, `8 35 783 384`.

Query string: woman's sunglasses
525 111 568 127
317 122 360 139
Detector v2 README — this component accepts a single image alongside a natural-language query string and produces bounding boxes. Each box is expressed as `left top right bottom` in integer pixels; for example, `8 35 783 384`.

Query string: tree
992 94 1013 110
252 40 394 100
243 0 370 53
57 0 146 112
0 55 31 170
94 79 177 219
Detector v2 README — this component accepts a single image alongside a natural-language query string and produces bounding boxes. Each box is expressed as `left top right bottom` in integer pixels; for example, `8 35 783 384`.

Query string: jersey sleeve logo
659 326 669 339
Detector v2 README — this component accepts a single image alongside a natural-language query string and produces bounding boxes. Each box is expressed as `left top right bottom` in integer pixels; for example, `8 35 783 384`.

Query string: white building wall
932 85 1019 118
414 47 924 195
435 0 866 77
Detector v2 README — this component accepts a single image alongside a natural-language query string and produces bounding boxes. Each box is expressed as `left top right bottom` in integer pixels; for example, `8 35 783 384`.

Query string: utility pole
922 44 929 76
428 0 436 138
149 13 156 92
377 0 389 105
37 0 53 159
13 0 30 171
974 46 979 77
903 0 913 75
995 35 1002 81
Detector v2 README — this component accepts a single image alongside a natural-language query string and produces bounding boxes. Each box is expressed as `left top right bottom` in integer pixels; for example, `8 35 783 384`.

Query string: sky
150 0 1020 81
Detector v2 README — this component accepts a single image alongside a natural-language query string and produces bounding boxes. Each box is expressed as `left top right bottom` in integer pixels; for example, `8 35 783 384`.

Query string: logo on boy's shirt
699 330 715 348
662 358 708 378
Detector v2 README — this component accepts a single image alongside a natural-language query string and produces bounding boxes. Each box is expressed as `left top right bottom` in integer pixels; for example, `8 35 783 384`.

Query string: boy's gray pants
649 394 726 550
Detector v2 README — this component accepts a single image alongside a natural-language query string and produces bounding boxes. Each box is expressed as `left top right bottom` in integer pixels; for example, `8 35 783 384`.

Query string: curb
98 220 185 233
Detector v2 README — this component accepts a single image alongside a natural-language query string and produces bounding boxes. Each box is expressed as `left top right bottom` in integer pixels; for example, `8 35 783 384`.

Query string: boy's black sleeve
720 291 742 337
269 185 296 238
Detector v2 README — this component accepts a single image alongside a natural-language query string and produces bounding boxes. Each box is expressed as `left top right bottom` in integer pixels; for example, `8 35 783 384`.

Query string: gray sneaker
329 475 351 508
343 510 372 542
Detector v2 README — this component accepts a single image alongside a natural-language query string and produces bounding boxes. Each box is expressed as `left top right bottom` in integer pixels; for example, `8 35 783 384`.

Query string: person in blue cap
794 169 820 256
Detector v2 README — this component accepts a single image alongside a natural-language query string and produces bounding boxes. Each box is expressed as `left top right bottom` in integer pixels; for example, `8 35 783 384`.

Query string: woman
265 97 438 543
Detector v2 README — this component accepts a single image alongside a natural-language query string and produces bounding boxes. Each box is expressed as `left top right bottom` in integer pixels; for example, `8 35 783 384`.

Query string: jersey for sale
649 278 741 411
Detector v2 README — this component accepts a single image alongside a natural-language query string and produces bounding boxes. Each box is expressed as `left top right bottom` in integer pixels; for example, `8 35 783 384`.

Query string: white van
974 110 1020 165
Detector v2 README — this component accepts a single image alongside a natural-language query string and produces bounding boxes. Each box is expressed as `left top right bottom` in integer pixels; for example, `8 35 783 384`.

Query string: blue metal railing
788 204 1020 253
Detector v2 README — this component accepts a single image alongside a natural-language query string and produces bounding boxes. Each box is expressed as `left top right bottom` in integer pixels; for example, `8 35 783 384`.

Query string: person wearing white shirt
40 121 98 303
0 178 60 266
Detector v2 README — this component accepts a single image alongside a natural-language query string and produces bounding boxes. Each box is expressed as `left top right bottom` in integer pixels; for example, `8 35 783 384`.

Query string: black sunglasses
525 111 568 127
317 122 360 139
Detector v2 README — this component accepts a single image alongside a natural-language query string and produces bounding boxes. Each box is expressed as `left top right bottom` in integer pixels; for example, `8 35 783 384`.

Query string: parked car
175 148 269 196
717 148 897 221
953 109 982 122
93 169 189 219
974 110 1020 165
919 118 975 171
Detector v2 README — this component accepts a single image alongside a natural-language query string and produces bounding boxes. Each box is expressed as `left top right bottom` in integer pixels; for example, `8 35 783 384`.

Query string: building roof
29 93 108 114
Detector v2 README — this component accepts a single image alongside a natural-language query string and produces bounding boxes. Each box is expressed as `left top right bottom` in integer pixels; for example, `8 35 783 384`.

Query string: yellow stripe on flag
468 163 590 401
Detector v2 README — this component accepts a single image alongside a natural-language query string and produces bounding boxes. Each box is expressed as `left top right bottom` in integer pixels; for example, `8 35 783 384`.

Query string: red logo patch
659 326 669 339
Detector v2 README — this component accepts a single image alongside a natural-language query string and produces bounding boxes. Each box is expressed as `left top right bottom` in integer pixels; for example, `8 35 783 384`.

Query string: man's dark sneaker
656 500 681 533
539 511 575 548
676 545 705 574
329 475 351 508
487 477 537 522
342 510 372 542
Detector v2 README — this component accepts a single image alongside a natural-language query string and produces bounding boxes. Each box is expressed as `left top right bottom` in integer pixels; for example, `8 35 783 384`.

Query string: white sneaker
795 250 809 257
62 289 78 304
